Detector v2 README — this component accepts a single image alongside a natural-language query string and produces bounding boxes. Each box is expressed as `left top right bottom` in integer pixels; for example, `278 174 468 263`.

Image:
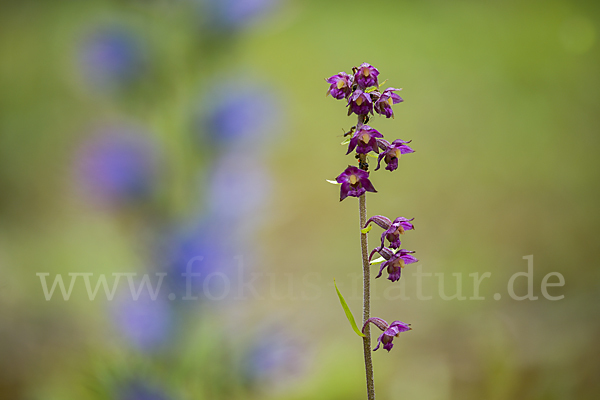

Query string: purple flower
243 328 307 388
79 26 146 91
204 0 279 30
326 72 353 99
336 166 377 201
208 155 272 219
362 317 411 352
375 139 415 172
118 380 170 400
374 87 403 118
346 125 383 155
163 215 241 299
354 63 379 89
204 84 280 149
370 247 418 282
347 90 373 116
74 126 159 208
112 292 172 350
365 215 415 250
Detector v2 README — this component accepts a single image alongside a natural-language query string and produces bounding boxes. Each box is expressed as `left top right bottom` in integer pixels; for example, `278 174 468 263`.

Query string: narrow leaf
341 137 351 145
378 79 388 88
334 279 366 337
326 179 341 185
361 225 373 234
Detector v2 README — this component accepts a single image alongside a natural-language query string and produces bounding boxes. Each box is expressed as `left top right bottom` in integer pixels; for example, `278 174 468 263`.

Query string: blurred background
1 0 599 399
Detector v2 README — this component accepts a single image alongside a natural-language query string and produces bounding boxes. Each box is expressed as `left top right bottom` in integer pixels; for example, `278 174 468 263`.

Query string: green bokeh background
1 0 599 399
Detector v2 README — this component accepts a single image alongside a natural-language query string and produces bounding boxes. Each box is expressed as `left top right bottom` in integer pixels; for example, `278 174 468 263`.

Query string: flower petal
364 215 392 230
362 317 389 333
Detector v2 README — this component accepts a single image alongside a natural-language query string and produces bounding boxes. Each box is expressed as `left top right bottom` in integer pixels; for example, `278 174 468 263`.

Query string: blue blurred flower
202 0 279 30
162 215 241 301
118 380 171 400
243 328 307 388
74 126 159 208
112 292 173 351
207 154 272 220
79 25 146 90
202 83 281 151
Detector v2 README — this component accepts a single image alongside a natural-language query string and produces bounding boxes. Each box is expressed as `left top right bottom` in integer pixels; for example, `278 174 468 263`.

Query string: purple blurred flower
163 216 239 300
112 293 172 350
161 156 270 299
354 63 379 89
364 215 415 250
118 380 170 400
370 247 418 282
362 317 411 352
346 125 383 155
374 87 403 118
204 84 280 149
347 90 373 116
336 166 376 201
375 139 414 172
204 0 279 30
244 330 307 388
326 72 353 99
75 127 159 208
207 155 271 219
79 26 145 90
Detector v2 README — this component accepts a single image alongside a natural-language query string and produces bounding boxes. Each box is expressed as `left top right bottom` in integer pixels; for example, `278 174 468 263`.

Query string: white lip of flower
336 79 345 89
349 174 358 185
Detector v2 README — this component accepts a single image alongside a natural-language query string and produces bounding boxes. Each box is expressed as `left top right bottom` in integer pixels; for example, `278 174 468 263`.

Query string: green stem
360 193 375 400
352 113 375 399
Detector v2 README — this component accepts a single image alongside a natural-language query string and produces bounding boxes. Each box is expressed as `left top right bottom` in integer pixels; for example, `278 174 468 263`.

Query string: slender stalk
351 113 374 399
359 193 375 400
360 192 376 400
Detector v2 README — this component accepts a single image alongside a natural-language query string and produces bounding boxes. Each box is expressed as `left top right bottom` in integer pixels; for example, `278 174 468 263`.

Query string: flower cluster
363 214 418 281
327 63 420 354
328 63 414 201
327 63 404 118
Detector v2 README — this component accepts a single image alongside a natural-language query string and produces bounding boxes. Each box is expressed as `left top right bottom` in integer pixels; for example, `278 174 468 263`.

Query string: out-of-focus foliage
0 0 599 399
